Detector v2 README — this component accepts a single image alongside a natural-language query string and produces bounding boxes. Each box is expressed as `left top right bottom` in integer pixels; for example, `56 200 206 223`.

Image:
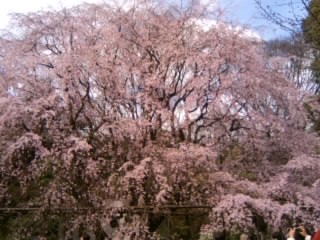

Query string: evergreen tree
303 0 320 89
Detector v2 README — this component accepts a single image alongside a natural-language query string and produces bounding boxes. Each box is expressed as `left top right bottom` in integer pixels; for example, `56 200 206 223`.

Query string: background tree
0 1 319 239
255 0 320 84
256 0 320 135
264 33 315 91
303 0 320 88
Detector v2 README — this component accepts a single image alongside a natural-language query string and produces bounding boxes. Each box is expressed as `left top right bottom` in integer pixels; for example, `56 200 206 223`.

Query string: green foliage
303 0 320 47
302 0 320 86
0 170 56 239
154 209 209 240
0 213 64 240
304 97 320 134
238 171 257 181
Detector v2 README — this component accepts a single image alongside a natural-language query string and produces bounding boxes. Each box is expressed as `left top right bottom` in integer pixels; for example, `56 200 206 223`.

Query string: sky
0 0 306 40
217 0 306 39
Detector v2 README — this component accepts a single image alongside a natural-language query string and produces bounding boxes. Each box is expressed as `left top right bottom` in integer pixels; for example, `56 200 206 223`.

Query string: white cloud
0 0 102 29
